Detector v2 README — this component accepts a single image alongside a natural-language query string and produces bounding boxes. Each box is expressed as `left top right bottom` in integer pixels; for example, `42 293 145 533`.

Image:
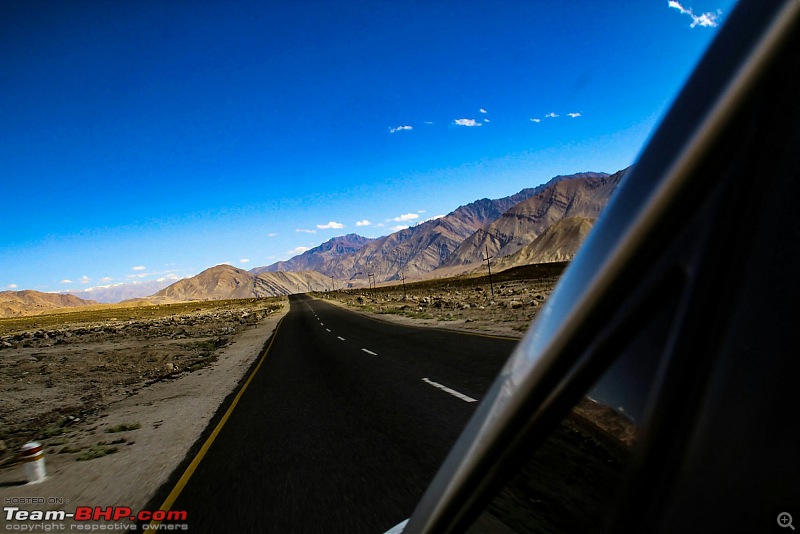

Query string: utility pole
368 272 375 300
400 270 406 300
330 275 335 294
484 245 494 297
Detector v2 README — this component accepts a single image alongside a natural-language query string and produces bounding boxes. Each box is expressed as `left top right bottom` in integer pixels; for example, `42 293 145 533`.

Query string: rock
509 300 523 309
164 363 175 374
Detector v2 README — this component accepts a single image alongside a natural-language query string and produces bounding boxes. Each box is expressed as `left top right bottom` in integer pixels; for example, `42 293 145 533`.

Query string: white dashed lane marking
337 337 346 341
422 378 477 403
361 348 377 356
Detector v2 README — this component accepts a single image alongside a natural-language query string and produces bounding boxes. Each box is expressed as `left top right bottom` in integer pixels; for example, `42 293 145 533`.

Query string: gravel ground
317 274 560 339
0 298 287 529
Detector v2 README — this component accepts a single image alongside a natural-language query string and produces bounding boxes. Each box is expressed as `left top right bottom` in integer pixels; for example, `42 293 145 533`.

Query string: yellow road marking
147 317 285 530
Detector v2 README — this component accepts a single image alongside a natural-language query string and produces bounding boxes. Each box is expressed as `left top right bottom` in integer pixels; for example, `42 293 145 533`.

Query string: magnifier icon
779 512 795 530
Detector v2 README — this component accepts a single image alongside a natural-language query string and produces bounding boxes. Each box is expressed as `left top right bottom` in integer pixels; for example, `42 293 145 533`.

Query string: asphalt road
162 294 519 533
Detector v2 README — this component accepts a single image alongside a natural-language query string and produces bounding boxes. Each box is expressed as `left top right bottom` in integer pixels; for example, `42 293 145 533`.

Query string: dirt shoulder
0 298 288 526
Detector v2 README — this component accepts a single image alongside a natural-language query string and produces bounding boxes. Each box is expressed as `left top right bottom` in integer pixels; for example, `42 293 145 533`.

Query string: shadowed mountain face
0 290 98 318
154 265 332 300
495 216 597 268
444 169 627 267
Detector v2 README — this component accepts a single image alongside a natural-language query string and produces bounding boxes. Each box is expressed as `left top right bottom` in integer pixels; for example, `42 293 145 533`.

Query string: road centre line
422 378 477 403
362 348 377 355
326 328 331 332
337 336 346 341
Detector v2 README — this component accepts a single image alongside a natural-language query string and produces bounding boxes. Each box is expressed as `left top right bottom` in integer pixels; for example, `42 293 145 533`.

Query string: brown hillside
0 290 98 318
154 265 333 300
445 168 627 267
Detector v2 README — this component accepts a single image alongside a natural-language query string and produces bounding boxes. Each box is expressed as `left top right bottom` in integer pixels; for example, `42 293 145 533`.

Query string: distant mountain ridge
62 280 175 304
444 169 625 267
248 174 602 284
0 290 98 318
251 234 374 275
248 170 626 284
4 169 627 307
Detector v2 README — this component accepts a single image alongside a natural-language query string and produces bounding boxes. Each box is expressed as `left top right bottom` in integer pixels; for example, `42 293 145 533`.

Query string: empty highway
154 293 519 533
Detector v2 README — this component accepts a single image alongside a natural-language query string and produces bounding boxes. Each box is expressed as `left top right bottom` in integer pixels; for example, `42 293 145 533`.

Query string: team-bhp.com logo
4 506 187 525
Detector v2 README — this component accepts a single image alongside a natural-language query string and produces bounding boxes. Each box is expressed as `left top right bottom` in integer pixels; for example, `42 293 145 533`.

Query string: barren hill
445 169 627 267
0 290 98 318
154 265 331 300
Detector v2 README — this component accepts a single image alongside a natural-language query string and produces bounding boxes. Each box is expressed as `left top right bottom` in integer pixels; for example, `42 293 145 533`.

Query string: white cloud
484 118 491 123
240 259 250 264
317 221 344 230
267 233 278 237
355 220 372 227
296 228 317 234
80 275 90 284
668 1 721 28
127 273 147 279
100 277 113 283
61 279 73 284
391 225 409 232
289 246 310 255
375 223 385 228
424 121 434 125
454 118 481 127
6 284 17 289
417 210 426 213
479 108 488 114
390 213 419 222
132 266 146 271
530 118 541 123
389 125 413 134
545 112 559 118
156 274 180 283
567 112 582 118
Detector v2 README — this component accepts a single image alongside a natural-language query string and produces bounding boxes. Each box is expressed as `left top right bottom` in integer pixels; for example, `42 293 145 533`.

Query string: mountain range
4 168 628 313
444 170 625 267
247 169 627 285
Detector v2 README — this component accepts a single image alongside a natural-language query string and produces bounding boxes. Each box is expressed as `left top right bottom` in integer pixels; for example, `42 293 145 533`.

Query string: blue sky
1 0 734 293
